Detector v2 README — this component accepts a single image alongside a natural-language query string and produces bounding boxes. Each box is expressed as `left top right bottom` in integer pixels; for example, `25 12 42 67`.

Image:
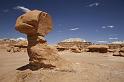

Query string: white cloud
69 28 79 31
109 37 118 40
16 37 26 41
107 25 114 28
88 2 100 7
97 40 108 43
14 6 31 12
101 25 115 29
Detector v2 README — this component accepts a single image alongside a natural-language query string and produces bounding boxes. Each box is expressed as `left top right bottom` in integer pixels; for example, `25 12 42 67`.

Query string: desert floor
0 49 124 82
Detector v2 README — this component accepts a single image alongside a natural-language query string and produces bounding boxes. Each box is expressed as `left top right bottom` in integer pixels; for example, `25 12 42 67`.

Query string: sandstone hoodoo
15 10 71 70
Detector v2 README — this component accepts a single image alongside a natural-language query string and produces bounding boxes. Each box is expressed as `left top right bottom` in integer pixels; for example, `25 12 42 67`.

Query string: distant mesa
112 41 124 44
61 38 86 42
0 37 26 42
57 38 92 53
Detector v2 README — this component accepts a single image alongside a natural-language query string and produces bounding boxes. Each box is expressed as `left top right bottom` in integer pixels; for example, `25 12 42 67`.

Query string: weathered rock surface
70 45 82 53
14 40 28 47
15 10 52 36
6 40 28 53
113 51 121 56
120 47 124 52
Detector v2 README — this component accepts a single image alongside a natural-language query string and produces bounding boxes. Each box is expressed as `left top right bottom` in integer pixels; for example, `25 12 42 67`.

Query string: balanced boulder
15 10 72 70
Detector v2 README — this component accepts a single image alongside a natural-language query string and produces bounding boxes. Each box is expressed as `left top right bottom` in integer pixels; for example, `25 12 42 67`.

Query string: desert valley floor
0 49 124 82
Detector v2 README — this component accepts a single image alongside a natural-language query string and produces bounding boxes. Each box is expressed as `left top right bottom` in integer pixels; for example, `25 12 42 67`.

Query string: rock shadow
16 63 56 71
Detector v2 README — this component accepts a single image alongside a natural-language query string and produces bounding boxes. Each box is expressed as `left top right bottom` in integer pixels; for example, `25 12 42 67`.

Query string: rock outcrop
120 47 124 56
113 47 124 57
6 40 28 53
87 45 109 53
15 10 72 70
70 45 82 53
57 38 92 52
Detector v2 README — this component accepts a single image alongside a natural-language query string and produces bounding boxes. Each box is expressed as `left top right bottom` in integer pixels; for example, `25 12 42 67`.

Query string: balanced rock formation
15 10 72 70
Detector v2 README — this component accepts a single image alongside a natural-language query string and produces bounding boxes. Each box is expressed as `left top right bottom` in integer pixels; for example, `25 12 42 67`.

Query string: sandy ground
0 49 124 82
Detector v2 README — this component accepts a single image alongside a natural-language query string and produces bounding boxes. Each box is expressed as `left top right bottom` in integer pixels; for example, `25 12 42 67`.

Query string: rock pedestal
15 10 72 70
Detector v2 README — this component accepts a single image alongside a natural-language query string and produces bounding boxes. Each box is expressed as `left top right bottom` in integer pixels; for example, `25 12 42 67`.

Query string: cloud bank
97 40 108 43
101 25 115 29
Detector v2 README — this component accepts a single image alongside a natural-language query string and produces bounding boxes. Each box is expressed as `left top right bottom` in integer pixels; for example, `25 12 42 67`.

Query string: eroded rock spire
15 10 72 70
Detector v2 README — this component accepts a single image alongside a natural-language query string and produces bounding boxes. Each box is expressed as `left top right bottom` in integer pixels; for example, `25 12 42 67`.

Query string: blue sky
0 0 124 44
